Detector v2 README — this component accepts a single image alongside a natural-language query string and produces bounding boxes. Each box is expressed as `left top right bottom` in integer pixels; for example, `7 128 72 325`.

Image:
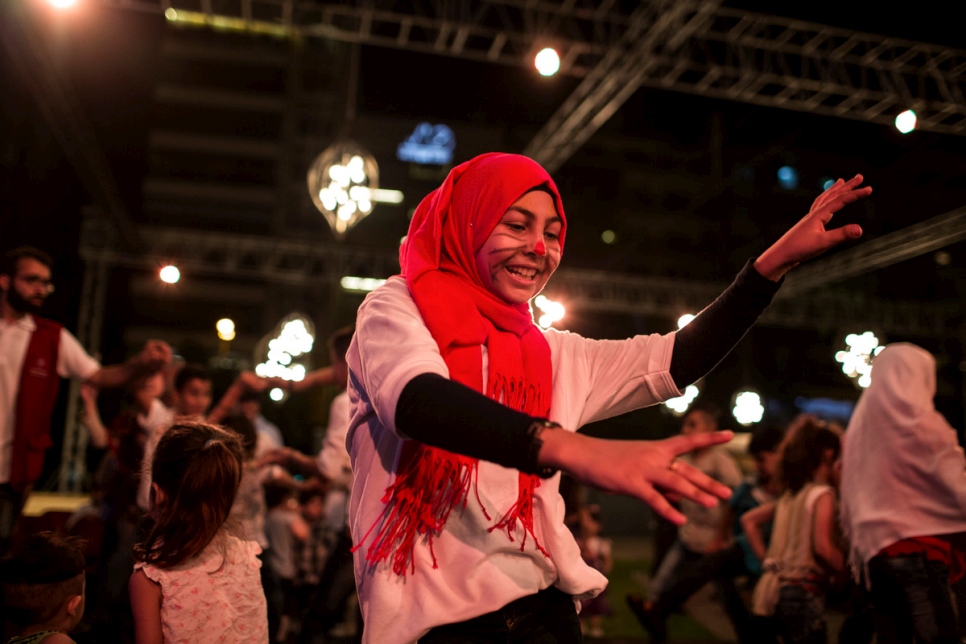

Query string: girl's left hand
754 174 872 281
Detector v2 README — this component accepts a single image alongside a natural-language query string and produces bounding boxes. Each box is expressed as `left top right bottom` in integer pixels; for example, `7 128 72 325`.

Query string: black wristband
526 419 561 479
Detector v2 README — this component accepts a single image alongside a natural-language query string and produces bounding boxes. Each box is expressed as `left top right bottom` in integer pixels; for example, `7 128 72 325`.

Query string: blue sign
397 123 456 165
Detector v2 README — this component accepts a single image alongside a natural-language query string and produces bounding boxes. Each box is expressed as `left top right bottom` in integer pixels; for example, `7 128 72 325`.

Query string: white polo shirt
0 314 100 484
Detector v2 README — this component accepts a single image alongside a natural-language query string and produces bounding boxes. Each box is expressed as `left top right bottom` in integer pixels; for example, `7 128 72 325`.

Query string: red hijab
358 153 567 576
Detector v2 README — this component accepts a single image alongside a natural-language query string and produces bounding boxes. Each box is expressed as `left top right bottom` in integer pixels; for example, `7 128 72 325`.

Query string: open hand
755 174 872 281
136 340 172 372
540 429 735 524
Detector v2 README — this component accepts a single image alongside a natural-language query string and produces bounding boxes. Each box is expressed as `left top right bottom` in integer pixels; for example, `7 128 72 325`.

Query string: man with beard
0 246 171 553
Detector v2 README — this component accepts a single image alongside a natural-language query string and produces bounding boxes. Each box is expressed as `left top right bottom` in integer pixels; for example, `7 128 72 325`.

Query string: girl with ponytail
129 421 268 643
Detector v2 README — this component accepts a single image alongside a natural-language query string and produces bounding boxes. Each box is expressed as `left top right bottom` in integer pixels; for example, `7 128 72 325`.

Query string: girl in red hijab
345 153 871 643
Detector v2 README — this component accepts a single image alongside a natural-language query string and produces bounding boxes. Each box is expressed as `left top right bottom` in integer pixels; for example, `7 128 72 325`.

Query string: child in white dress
129 421 268 643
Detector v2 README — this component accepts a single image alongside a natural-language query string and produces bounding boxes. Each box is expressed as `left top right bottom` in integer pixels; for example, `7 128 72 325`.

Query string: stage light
732 390 764 426
534 48 560 77
665 385 699 415
835 331 883 388
677 314 695 330
601 230 616 244
216 318 236 342
340 276 387 293
534 295 565 329
159 265 180 284
255 314 315 384
777 166 799 190
269 388 284 402
895 110 917 134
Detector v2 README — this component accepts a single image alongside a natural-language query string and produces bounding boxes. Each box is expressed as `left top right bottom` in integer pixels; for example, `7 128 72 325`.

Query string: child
129 421 268 643
745 419 844 644
0 532 86 644
264 480 309 642
577 505 613 639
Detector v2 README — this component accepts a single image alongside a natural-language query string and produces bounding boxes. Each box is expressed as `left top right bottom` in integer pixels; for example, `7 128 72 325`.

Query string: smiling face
474 189 562 305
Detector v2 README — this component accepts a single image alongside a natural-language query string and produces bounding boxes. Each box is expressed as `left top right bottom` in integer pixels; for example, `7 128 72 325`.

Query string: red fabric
880 536 966 583
11 317 62 492
359 153 567 576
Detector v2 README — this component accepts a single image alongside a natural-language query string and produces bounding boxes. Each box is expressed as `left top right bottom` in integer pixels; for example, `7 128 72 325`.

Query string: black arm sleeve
669 258 782 388
394 373 540 472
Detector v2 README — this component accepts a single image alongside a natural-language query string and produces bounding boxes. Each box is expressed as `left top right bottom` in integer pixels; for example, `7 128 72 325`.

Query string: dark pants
868 553 960 644
297 529 359 644
775 584 827 644
652 542 754 642
421 586 582 643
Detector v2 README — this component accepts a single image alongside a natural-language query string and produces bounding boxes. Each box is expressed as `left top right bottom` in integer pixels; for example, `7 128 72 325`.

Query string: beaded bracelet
526 419 562 479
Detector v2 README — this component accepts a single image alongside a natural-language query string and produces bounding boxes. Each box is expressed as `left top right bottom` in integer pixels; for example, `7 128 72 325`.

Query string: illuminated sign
397 123 456 165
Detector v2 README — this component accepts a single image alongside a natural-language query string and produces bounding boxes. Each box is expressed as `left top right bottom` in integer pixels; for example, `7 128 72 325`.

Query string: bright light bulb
47 0 78 8
216 318 236 342
159 265 181 284
733 391 764 426
895 109 917 134
534 48 561 77
269 388 284 402
677 314 695 329
665 385 699 415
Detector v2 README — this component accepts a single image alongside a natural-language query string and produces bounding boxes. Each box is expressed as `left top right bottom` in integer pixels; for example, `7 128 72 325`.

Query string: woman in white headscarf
840 342 966 644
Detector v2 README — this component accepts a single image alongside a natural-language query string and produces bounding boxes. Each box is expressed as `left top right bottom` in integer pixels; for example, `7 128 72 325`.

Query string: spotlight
159 265 180 284
732 390 764 426
534 295 565 329
216 318 236 342
777 166 799 190
534 48 560 77
895 110 917 134
665 385 699 415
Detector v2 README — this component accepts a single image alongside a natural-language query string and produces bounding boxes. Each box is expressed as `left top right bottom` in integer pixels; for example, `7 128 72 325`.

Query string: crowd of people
1 151 964 644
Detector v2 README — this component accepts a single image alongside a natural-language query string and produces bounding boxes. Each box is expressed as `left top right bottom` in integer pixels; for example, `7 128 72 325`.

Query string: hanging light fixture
308 141 379 240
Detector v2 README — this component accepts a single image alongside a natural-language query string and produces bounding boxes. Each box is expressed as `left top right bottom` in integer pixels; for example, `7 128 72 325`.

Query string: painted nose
534 239 547 257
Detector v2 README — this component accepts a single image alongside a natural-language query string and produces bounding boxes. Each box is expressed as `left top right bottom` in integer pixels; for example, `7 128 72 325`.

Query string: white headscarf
840 342 966 584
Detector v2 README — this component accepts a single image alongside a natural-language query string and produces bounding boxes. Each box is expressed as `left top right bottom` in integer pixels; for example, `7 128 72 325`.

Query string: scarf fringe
357 377 551 576
489 474 549 556
354 447 477 577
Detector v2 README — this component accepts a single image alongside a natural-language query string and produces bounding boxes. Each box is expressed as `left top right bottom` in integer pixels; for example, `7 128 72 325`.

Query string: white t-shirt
0 314 100 484
678 447 743 552
346 277 680 644
316 390 352 489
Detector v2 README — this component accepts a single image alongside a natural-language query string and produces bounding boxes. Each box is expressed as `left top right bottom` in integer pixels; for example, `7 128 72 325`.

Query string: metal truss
548 267 951 337
784 205 966 296
79 217 953 336
79 218 401 284
98 0 966 166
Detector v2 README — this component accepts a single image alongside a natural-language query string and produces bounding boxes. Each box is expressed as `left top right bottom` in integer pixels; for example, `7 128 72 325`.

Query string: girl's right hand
538 429 734 524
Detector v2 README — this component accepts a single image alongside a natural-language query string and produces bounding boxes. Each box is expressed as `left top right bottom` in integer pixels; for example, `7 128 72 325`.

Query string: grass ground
590 553 722 642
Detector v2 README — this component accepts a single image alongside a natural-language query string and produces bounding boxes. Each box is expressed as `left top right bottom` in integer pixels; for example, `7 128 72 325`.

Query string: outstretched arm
669 175 872 387
85 340 172 389
208 371 284 424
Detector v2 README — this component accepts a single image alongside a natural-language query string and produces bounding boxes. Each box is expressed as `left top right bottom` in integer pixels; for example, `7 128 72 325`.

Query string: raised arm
669 175 871 388
208 371 283 424
79 383 110 449
85 340 172 389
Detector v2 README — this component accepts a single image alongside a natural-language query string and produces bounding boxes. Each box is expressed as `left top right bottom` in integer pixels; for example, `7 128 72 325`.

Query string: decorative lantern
307 140 379 240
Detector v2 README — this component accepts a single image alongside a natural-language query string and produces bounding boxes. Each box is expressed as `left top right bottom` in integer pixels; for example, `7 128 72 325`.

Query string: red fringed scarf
357 153 567 576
